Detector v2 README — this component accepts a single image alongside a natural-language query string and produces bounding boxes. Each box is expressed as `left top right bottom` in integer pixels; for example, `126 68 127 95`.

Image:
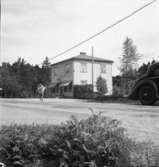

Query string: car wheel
138 84 156 105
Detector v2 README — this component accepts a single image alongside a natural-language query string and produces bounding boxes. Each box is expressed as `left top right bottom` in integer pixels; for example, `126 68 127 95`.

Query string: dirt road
0 98 159 144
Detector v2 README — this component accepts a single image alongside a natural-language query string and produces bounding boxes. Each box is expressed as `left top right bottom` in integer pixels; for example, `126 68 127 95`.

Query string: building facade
50 52 113 97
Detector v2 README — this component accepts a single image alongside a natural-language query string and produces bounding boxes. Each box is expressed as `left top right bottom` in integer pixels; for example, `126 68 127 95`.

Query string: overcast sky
1 0 159 75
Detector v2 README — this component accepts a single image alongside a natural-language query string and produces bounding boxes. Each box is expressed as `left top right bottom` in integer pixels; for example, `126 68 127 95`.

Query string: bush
0 114 159 167
96 76 108 96
113 85 123 97
113 77 136 97
73 85 93 99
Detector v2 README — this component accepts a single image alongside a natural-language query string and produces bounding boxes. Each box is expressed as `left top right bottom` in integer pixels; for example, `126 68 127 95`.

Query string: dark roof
51 53 113 66
73 54 113 63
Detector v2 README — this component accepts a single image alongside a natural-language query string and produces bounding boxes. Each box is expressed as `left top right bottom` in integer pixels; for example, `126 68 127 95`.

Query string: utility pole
91 46 94 96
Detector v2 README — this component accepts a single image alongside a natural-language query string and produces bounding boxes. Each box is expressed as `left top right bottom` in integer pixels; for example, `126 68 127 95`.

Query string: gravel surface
0 98 159 144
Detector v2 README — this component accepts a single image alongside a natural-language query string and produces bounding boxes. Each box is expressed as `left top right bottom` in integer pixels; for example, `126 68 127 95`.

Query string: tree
0 62 22 97
0 57 52 97
138 59 157 76
120 37 140 77
42 57 51 68
119 37 141 96
11 58 38 97
96 76 108 95
41 57 51 86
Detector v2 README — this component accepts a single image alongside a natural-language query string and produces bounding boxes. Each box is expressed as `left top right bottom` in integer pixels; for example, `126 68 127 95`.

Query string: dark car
129 62 159 105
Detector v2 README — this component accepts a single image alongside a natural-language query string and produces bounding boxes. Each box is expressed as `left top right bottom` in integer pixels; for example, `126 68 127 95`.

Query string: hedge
73 85 93 99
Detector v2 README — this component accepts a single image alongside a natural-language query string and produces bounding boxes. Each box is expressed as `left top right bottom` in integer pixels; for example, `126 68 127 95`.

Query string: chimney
80 52 86 55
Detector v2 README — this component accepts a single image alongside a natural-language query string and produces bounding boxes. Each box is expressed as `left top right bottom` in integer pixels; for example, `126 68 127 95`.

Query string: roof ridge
73 53 113 62
51 53 113 66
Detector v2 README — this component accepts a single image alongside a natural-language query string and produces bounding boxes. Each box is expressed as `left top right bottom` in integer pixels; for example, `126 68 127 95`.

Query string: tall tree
42 57 51 68
120 37 140 77
41 57 51 86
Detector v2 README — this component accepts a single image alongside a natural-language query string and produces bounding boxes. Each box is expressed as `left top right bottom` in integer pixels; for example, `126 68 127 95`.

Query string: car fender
133 79 159 99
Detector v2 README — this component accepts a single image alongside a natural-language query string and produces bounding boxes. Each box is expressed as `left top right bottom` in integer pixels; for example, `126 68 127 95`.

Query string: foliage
120 37 140 77
96 76 108 96
0 114 131 167
113 85 123 97
0 57 51 98
113 59 158 97
113 77 136 97
113 76 123 97
74 84 93 99
137 60 157 76
42 57 51 69
0 114 159 167
130 142 159 167
41 57 51 86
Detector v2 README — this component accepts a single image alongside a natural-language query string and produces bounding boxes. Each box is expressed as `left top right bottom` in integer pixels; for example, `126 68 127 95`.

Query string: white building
50 52 113 97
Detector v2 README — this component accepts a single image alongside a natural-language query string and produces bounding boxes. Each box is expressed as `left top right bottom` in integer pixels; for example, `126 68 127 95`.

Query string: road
0 98 159 144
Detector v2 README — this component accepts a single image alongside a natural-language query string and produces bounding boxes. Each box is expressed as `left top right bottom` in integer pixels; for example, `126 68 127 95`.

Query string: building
50 52 113 97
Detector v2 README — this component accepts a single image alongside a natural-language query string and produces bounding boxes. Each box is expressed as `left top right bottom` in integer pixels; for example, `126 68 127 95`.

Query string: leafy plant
0 114 159 167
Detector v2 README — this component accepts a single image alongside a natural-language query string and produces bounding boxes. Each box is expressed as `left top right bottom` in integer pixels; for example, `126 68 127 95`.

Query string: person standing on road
37 83 46 101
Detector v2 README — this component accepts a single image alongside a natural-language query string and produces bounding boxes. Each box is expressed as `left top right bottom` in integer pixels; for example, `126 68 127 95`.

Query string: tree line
0 37 158 98
0 57 51 97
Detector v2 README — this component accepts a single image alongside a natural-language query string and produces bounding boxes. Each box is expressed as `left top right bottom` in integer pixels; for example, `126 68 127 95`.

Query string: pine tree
41 57 51 85
120 37 140 77
42 57 51 68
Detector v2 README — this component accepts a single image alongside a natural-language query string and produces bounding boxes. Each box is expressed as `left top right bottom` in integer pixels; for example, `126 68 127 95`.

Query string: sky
1 0 159 75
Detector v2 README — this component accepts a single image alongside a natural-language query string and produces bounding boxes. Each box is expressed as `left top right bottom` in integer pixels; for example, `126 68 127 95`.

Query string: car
129 62 159 105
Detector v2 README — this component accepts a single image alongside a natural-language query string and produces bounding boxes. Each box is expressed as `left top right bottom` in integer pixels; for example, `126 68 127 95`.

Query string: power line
48 0 157 62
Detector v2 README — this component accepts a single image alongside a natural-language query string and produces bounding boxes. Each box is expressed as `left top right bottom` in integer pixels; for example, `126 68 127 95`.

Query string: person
37 83 46 101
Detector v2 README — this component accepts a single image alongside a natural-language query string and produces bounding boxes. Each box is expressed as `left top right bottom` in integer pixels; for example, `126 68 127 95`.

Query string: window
81 80 87 85
100 64 106 73
65 64 70 73
52 88 55 93
80 62 87 73
64 86 67 92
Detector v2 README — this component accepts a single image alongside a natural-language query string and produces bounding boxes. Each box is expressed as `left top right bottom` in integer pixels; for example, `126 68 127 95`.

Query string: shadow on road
86 96 159 106
130 101 159 106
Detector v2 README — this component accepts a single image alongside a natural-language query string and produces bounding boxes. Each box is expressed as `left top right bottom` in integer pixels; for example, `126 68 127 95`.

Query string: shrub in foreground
0 113 158 167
